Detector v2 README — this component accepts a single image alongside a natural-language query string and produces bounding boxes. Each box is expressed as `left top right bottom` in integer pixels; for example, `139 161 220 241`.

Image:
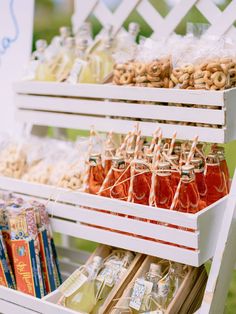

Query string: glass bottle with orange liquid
212 146 230 193
205 153 228 206
191 158 207 209
110 156 130 201
173 164 200 214
130 159 152 206
169 154 180 193
88 153 105 195
155 162 174 209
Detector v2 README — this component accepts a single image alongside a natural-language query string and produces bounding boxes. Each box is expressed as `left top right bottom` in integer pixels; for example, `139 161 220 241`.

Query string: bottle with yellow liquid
54 37 76 82
92 251 134 314
90 34 114 83
68 38 96 84
61 256 103 313
33 40 55 81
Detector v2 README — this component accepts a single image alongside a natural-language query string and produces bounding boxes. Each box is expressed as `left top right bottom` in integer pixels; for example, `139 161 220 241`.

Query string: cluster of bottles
86 129 230 214
123 260 187 313
27 22 139 83
59 249 135 313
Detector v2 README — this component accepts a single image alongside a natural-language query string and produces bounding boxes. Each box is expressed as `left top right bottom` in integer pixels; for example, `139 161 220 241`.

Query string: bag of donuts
171 33 236 90
169 34 198 89
134 37 172 88
112 41 138 86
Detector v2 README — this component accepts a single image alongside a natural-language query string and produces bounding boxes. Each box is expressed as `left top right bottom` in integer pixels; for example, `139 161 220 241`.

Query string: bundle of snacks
0 194 61 297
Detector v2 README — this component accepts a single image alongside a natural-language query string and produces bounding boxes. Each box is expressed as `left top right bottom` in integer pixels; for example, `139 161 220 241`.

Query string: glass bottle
191 158 207 209
212 146 230 193
88 153 105 195
113 22 139 56
131 159 152 206
130 263 162 313
110 156 130 201
104 147 116 177
173 141 182 158
169 154 180 193
64 256 103 312
67 38 95 84
205 154 228 206
33 40 54 81
155 162 174 209
45 26 71 67
75 22 93 47
54 37 76 82
174 165 200 213
90 35 114 83
92 251 134 314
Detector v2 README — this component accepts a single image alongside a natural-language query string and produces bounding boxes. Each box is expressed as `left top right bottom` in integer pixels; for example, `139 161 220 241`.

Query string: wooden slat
51 218 200 266
16 95 225 125
16 109 225 142
14 82 226 106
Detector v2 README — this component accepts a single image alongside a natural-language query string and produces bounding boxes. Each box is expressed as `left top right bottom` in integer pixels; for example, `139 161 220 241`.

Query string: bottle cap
181 164 194 172
60 26 71 38
112 156 126 169
89 153 102 165
157 161 170 170
65 37 75 48
206 153 219 165
191 158 203 167
123 251 134 265
126 149 135 159
149 263 162 276
93 255 103 265
128 22 140 37
76 37 89 50
168 154 179 164
36 39 47 51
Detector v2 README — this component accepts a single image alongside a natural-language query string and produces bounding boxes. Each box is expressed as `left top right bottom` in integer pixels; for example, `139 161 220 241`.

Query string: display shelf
14 81 236 143
0 176 227 267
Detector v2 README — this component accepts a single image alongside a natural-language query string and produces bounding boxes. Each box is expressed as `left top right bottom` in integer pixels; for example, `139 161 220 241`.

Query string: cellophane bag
133 37 172 88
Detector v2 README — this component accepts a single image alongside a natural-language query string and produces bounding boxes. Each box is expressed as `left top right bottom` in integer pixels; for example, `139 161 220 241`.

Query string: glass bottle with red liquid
155 162 174 210
169 154 180 193
130 159 152 206
173 165 200 214
205 153 228 206
87 153 105 195
190 158 207 210
212 146 230 193
110 156 130 201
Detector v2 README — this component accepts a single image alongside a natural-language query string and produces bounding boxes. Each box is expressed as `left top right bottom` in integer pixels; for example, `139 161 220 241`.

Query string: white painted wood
16 94 225 125
51 217 200 266
0 299 38 314
14 82 226 106
199 172 236 314
0 176 227 266
16 109 226 143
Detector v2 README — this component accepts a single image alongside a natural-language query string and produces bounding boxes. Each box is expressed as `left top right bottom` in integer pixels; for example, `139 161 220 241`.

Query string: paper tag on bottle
96 260 123 287
58 269 88 297
129 278 153 311
158 277 170 298
67 59 86 84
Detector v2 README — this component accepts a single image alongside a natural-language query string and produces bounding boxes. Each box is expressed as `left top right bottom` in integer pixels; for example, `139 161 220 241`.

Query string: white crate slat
0 176 228 266
50 217 200 266
16 95 225 125
14 82 225 106
16 109 226 142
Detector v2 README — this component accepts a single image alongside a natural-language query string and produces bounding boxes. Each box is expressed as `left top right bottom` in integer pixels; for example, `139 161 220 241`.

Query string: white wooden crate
0 176 227 267
14 81 236 143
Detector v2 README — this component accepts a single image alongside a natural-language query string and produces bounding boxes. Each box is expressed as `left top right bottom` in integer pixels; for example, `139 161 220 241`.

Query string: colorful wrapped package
8 206 45 298
0 230 15 289
31 200 62 293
